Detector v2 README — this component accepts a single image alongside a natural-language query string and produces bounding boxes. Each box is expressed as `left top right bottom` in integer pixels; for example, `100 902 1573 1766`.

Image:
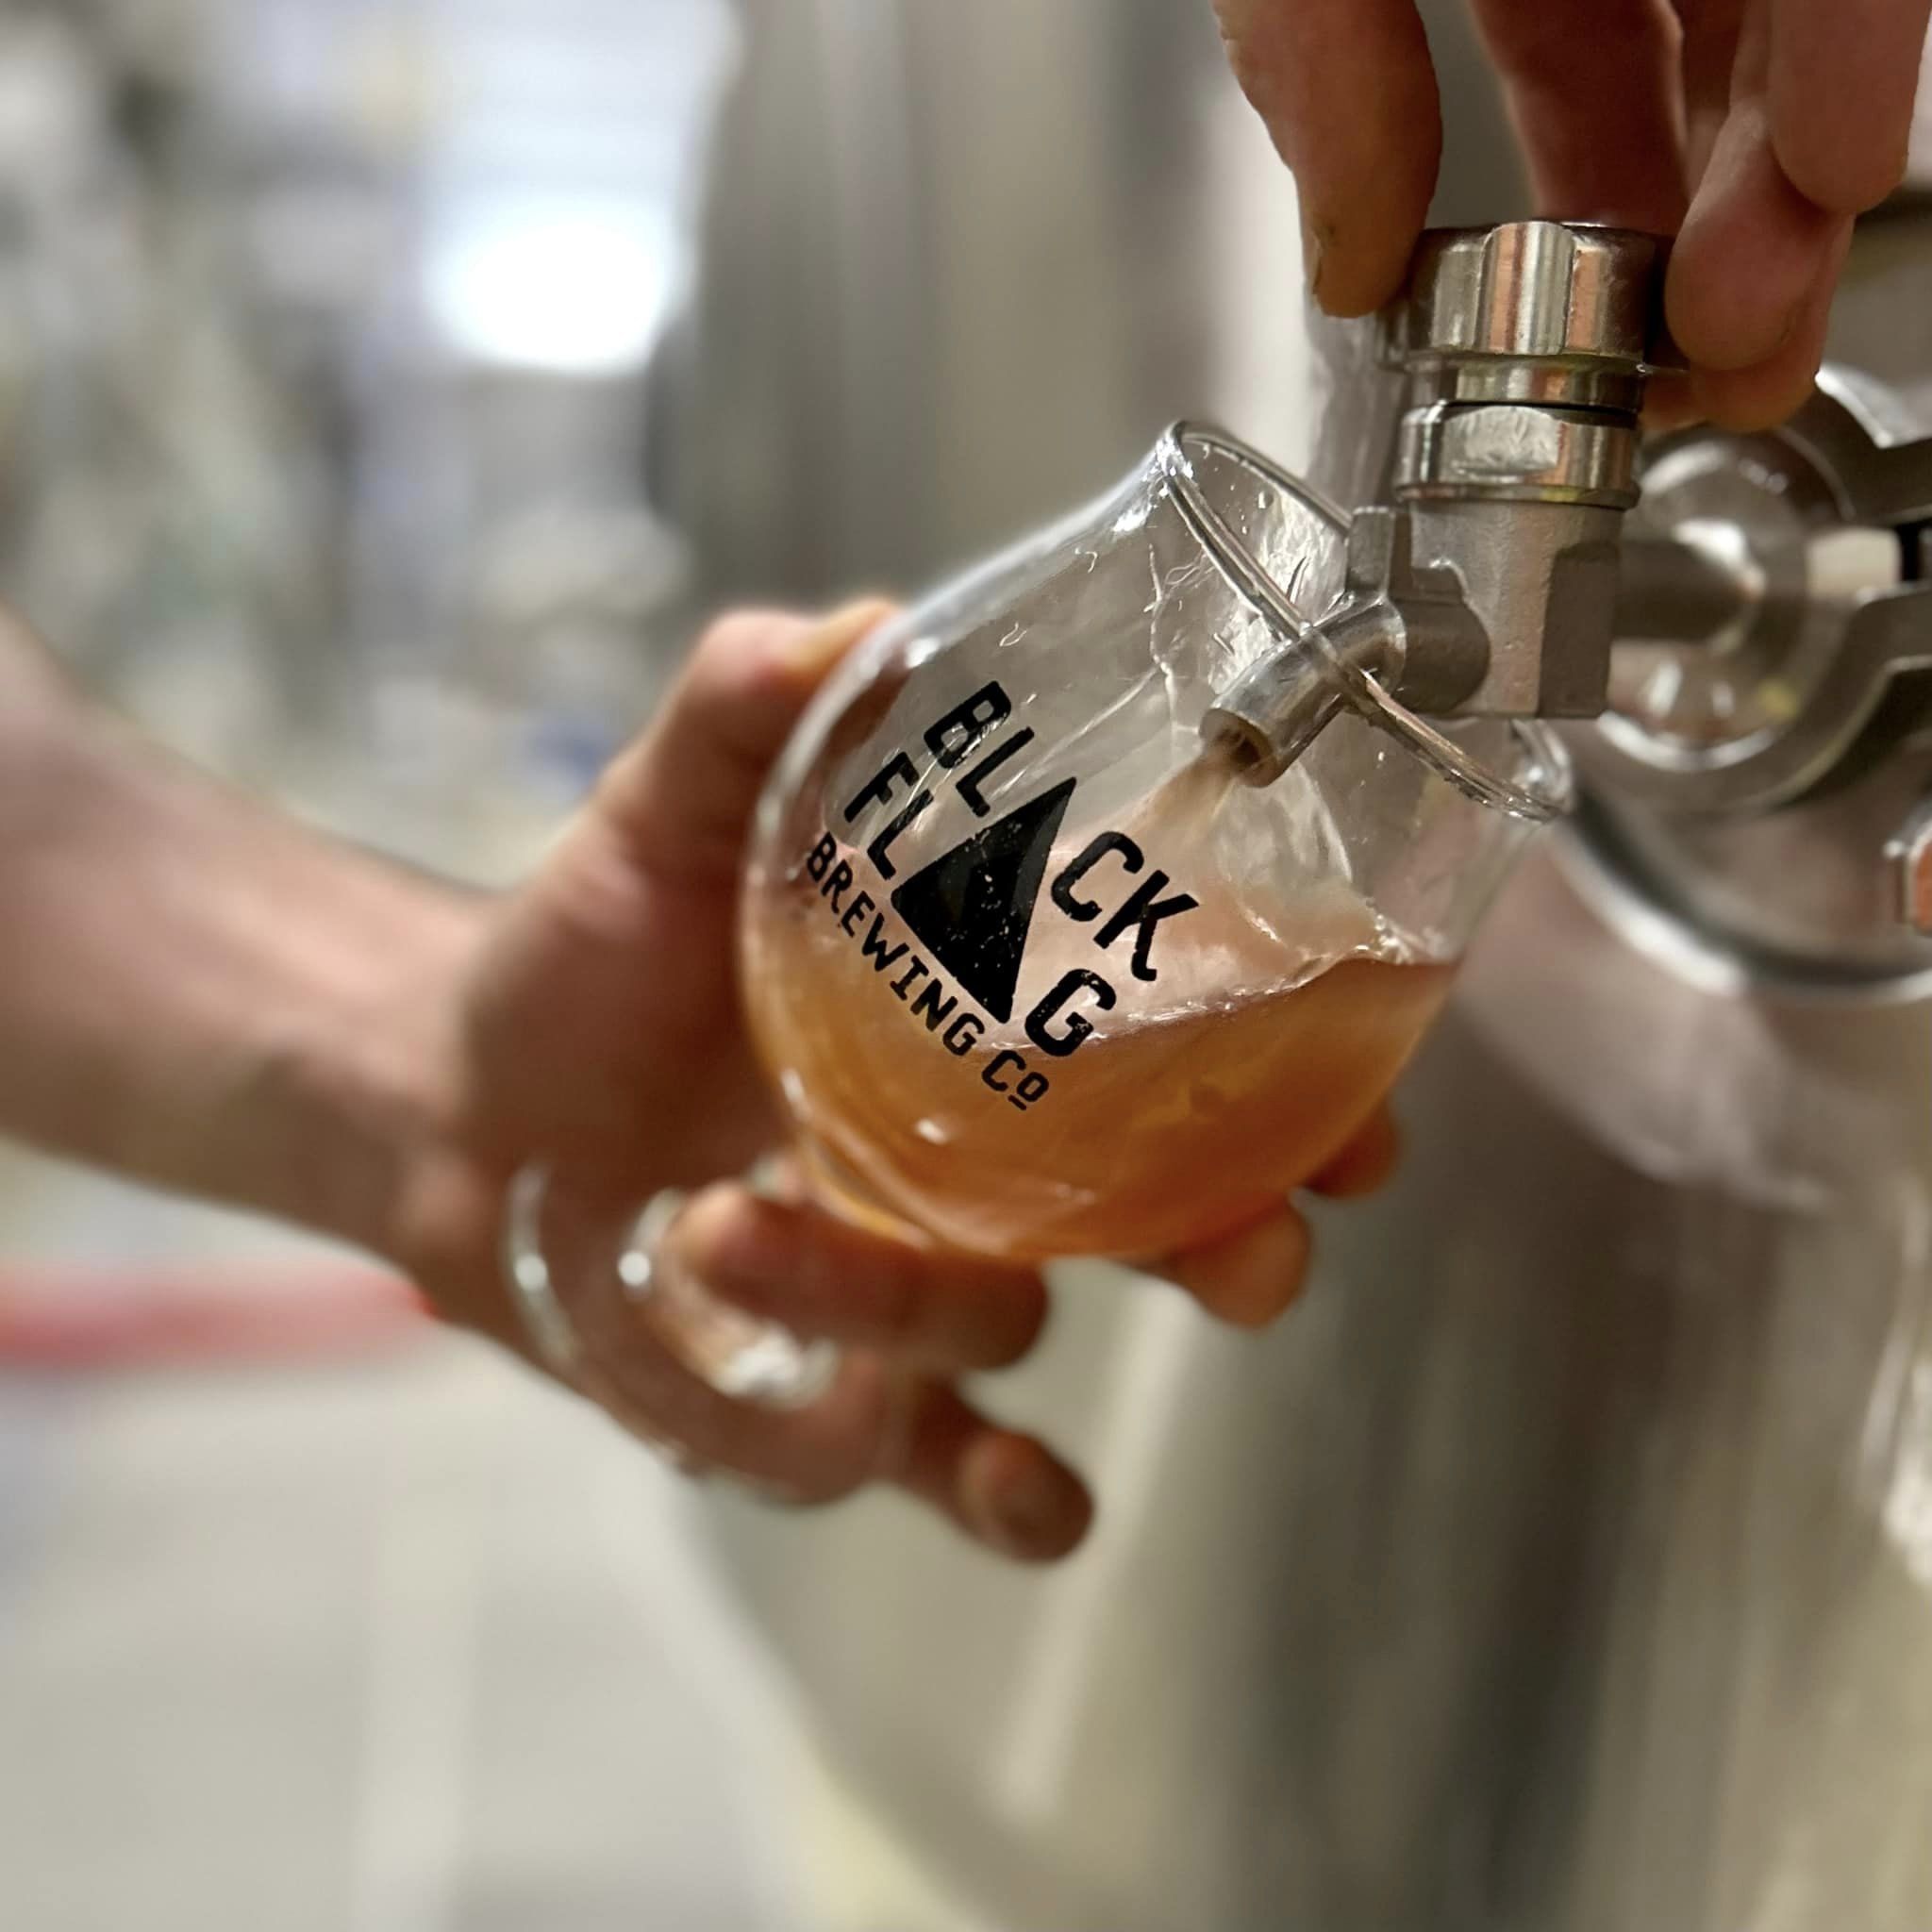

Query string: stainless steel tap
1203 221 1670 779
1206 216 1932 963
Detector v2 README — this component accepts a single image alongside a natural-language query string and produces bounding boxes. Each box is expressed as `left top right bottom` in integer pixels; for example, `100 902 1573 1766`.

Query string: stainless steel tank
661 4 1932 1924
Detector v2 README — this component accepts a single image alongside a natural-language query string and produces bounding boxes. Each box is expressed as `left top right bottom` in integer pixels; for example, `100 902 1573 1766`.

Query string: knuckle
678 1188 780 1302
859 1262 924 1345
685 608 812 722
976 1281 1048 1367
1216 25 1265 101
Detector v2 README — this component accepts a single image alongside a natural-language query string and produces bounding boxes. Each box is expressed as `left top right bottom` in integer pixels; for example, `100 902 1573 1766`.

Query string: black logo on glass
887 778 1075 1024
812 677 1202 1113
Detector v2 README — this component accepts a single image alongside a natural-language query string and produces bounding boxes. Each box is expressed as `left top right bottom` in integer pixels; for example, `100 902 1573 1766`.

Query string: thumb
593 600 894 885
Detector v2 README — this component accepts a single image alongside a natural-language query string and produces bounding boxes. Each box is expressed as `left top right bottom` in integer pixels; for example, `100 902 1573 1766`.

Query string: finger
1307 1103 1402 1199
579 1334 899 1505
1670 0 1851 393
594 598 895 885
1213 0 1441 315
1470 0 1690 231
669 1183 1049 1374
1154 1203 1311 1330
1668 98 1844 376
1768 0 1931 213
1688 214 1849 426
1672 0 1748 180
884 1379 1093 1563
1640 369 1705 432
581 1255 1085 1553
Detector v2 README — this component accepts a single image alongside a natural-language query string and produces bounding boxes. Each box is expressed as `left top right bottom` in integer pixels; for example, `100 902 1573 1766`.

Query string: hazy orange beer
744 762 1456 1260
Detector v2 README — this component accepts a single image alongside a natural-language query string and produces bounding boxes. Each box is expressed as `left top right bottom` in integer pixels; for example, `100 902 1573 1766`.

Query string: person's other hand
1213 0 1932 428
385 605 1399 1563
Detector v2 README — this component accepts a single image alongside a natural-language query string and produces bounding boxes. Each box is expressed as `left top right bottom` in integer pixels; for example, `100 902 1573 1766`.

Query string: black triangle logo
890 779 1076 1024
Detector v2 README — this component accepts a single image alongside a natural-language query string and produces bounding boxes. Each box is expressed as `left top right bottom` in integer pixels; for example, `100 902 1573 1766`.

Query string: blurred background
0 2 1532 1925
0 2 1282 1926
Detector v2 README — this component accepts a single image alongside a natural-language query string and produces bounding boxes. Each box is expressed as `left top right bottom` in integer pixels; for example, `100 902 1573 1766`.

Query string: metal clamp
1581 370 1932 818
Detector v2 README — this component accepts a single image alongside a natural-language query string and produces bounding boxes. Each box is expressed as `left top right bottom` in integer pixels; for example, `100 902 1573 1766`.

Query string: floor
0 1147 856 1932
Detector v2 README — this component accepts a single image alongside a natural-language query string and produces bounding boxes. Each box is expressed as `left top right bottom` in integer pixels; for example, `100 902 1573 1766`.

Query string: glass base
503 1164 838 1419
621 1188 839 1407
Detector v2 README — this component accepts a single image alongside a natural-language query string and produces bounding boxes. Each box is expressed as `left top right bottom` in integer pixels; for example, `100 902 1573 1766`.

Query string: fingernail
1163 1216 1310 1329
783 597 891 675
1204 1262 1301 1329
993 1463 1090 1560
1299 204 1330 309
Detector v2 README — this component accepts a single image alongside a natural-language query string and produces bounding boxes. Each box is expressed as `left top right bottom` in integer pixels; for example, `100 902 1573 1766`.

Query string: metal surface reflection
703 834 1932 1930
679 4 1932 1927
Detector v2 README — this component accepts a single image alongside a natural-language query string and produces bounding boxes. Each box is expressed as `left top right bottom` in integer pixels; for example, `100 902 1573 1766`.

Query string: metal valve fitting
1206 222 1675 780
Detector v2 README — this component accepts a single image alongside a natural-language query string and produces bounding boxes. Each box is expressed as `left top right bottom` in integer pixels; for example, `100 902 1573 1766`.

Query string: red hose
0 1264 434 1368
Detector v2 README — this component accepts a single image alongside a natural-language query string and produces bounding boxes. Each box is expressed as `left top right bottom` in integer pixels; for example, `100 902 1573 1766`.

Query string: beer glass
508 426 1570 1410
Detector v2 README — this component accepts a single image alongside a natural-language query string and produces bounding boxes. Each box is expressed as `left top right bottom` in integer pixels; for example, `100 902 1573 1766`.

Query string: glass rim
1157 421 1575 824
